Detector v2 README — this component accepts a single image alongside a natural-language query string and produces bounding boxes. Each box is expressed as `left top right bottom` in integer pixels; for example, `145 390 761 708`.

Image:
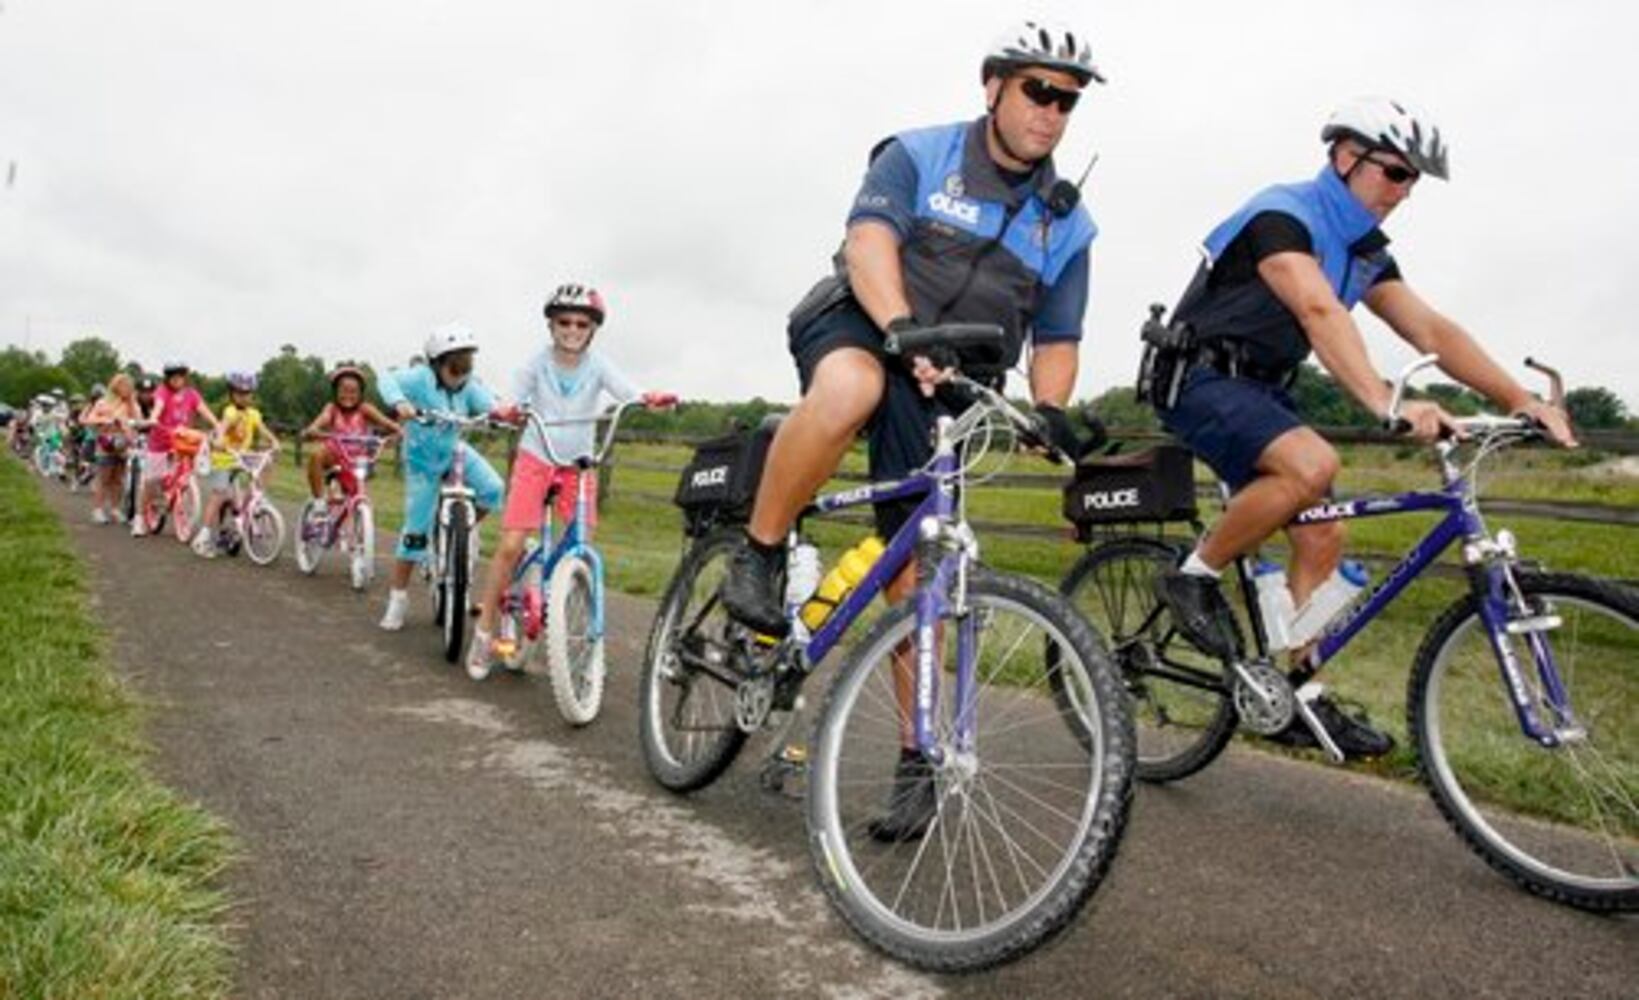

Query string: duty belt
1194 340 1298 389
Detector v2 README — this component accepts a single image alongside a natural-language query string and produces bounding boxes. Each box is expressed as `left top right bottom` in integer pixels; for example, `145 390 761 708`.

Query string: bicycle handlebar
882 323 1007 360
1383 353 1555 443
946 375 1073 467
514 399 640 467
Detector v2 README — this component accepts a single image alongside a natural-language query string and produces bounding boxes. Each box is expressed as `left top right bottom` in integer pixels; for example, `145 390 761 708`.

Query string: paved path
45 486 1635 999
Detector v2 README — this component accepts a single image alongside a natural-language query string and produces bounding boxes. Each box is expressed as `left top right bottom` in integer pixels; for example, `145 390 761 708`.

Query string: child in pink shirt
132 360 220 538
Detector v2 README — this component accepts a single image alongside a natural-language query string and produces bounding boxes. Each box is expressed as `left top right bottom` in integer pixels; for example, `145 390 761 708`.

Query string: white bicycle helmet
423 322 479 363
982 20 1104 86
544 283 606 325
1322 96 1450 180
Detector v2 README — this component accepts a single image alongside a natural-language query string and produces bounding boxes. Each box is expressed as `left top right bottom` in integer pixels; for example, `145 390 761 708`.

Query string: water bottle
1289 560 1370 646
1253 561 1297 652
784 543 822 610
801 535 886 630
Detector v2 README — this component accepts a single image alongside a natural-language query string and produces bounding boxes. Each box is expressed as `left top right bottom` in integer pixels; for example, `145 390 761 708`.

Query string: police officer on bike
721 20 1104 839
1150 97 1577 758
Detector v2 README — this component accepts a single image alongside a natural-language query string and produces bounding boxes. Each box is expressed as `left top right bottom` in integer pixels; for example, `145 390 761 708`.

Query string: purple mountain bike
638 324 1134 972
1062 355 1636 913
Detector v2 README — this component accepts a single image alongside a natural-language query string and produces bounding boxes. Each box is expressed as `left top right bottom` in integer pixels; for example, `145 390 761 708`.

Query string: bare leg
389 559 416 590
1286 521 1346 608
306 450 327 498
746 348 884 545
1197 427 1340 570
475 530 528 634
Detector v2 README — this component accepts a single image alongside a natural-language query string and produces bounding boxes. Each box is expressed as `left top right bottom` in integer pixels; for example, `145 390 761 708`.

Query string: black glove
1033 402 1084 460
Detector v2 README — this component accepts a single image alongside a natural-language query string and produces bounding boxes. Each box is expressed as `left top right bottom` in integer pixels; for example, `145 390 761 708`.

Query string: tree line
2 335 1634 433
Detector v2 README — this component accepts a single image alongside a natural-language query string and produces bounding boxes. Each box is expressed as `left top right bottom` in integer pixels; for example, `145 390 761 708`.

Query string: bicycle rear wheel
1060 538 1238 782
638 527 749 792
546 554 605 725
120 460 139 524
1410 571 1638 912
807 570 1134 973
439 504 471 663
245 501 285 565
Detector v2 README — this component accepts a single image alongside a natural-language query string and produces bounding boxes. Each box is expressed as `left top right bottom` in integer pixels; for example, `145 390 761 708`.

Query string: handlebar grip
883 323 1006 357
1384 417 1413 436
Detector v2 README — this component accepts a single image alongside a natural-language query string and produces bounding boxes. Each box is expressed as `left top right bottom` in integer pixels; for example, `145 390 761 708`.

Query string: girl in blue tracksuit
375 323 506 631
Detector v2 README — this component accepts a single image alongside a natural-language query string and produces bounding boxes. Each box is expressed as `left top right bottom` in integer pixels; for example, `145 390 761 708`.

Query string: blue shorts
1158 367 1305 493
397 444 503 561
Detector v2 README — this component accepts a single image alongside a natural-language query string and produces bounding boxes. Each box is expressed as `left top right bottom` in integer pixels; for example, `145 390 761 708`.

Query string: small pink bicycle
295 434 385 590
213 448 286 566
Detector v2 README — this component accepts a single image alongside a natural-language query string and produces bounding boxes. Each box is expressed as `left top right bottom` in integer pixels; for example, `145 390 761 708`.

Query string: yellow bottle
801 535 886 630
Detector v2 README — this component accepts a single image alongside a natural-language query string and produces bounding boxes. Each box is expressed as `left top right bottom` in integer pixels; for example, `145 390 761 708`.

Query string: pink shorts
502 451 598 534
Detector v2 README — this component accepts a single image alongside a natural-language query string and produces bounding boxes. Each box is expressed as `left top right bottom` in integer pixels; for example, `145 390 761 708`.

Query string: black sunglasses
1364 154 1419 185
1018 76 1081 114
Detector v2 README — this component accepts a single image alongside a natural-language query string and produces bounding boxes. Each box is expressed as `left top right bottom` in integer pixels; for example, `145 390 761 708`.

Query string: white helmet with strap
1322 96 1450 180
982 20 1104 86
423 322 479 363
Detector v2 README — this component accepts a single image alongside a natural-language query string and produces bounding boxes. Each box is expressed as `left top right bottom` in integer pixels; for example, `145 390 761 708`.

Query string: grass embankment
0 459 233 1000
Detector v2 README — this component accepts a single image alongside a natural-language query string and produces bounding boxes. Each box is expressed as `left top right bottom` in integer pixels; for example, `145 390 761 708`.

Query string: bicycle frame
782 425 965 761
504 402 646 644
1251 472 1573 748
315 436 380 548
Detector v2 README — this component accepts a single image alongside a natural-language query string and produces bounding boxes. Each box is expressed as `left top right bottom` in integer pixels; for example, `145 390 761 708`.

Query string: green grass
0 459 233 1000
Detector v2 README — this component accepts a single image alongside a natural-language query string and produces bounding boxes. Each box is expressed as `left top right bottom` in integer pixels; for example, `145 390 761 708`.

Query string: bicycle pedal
1294 682 1346 764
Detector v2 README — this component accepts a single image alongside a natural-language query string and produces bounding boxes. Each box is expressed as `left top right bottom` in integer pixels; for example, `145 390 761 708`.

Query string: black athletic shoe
1268 693 1396 760
720 539 789 638
1153 569 1238 660
867 750 939 843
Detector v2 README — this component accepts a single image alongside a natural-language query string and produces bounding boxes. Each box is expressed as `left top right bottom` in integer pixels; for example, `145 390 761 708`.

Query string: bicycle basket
1062 444 1198 537
170 427 206 457
672 417 780 537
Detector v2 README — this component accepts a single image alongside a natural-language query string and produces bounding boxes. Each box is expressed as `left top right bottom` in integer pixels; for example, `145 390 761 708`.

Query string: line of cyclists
7 16 1615 971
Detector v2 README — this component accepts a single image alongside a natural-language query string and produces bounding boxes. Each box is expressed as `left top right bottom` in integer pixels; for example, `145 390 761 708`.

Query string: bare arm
1028 342 1078 407
301 404 333 440
360 403 403 438
842 220 914 330
1259 252 1394 417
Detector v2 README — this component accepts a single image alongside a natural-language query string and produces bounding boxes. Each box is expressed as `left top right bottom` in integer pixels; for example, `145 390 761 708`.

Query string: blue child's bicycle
494 401 637 725
639 324 1134 972
1061 354 1636 913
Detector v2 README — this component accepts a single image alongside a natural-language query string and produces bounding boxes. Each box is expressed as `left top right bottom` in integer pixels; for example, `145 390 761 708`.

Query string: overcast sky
3 1 1634 407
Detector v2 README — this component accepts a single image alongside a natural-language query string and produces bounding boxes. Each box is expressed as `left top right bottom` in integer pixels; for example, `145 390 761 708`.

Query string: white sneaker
130 519 148 538
379 589 409 631
91 509 109 525
191 527 217 558
465 628 495 681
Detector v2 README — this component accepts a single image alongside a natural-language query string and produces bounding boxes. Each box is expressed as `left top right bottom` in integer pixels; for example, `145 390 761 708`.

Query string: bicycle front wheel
1410 571 1638 912
245 501 285 566
296 500 326 575
1060 538 1238 783
171 479 201 544
807 570 1134 973
546 554 605 726
638 527 749 792
349 502 375 590
440 504 471 663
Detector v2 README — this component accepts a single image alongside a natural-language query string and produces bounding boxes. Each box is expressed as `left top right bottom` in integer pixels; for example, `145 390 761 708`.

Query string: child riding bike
300 365 401 499
376 323 507 631
466 283 673 681
194 372 282 558
134 360 220 538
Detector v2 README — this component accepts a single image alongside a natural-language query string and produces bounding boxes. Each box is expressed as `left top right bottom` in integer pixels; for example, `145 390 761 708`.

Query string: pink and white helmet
544 283 607 325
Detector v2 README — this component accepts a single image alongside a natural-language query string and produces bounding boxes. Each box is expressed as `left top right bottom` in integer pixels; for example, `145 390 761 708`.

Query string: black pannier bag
673 417 780 536
1062 444 1198 540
